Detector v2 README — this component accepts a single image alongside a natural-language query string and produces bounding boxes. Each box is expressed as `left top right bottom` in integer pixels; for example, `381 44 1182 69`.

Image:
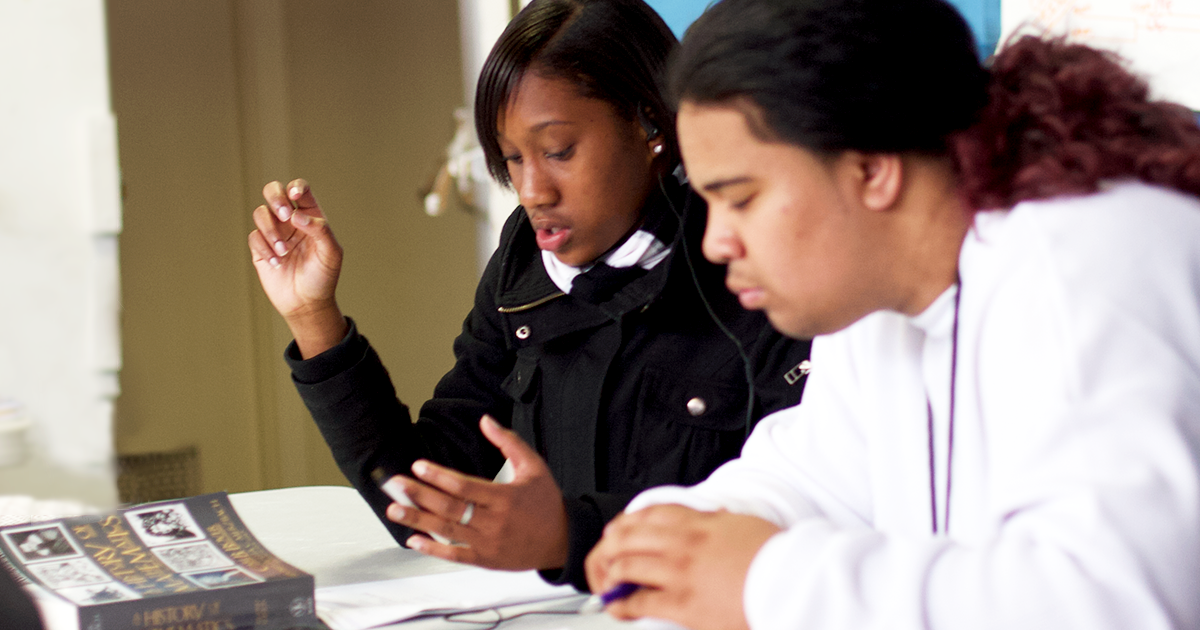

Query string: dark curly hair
952 35 1200 210
673 0 1200 211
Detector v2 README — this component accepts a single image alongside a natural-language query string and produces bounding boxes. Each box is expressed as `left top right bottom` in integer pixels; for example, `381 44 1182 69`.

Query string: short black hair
672 0 989 155
475 0 679 186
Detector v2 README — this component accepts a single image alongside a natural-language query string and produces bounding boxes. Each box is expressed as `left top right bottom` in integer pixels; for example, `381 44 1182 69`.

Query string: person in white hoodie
583 1 1200 628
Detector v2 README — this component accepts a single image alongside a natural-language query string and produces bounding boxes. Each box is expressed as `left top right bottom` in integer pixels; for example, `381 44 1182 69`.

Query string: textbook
0 492 320 630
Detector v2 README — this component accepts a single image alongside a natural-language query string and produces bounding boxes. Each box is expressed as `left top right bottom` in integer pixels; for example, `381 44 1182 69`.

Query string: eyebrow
531 120 571 132
700 177 753 194
497 120 572 144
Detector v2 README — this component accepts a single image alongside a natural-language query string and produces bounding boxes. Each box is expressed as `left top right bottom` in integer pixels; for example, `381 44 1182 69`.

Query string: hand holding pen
583 504 780 630
579 582 639 614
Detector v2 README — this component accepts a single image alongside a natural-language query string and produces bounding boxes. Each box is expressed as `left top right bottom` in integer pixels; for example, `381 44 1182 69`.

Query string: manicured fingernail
412 461 428 477
273 241 287 256
268 257 280 268
290 187 303 197
277 205 292 220
292 212 311 227
406 536 424 551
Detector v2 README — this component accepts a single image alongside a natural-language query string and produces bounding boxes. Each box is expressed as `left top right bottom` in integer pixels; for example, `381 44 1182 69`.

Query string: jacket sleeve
287 245 515 548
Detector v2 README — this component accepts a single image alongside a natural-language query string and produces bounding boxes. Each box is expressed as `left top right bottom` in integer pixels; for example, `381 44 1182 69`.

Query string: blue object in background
644 0 711 38
944 0 1003 60
645 0 1001 60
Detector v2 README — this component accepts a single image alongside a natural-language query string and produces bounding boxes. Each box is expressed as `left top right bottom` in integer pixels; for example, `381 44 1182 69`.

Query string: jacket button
515 325 531 340
686 397 707 416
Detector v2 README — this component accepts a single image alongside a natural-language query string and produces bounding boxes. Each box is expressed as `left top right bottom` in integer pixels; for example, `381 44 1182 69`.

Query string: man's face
680 102 885 338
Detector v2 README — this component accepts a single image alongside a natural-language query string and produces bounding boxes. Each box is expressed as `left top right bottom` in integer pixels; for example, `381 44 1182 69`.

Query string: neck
888 157 971 316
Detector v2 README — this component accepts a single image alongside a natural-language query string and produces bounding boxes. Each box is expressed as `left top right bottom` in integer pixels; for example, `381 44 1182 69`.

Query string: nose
515 159 558 210
702 206 744 264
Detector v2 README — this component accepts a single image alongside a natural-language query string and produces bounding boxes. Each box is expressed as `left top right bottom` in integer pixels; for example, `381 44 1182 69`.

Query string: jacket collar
495 179 690 318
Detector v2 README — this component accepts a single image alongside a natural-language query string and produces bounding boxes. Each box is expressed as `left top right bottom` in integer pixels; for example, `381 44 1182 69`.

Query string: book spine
78 576 317 630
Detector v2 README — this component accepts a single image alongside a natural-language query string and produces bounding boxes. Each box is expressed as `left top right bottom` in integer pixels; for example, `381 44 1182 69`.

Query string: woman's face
497 72 656 267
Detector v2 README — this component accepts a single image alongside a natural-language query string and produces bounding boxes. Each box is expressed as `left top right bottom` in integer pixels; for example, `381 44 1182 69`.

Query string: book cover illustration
0 492 319 630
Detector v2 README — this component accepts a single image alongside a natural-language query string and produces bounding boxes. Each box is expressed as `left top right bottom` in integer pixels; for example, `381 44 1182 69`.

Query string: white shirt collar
541 229 672 294
908 283 959 338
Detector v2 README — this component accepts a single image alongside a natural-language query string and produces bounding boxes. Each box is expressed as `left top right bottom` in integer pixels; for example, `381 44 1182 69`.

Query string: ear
851 153 903 212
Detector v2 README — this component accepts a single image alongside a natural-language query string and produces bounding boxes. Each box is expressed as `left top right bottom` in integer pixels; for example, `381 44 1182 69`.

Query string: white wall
456 0 521 270
0 0 121 506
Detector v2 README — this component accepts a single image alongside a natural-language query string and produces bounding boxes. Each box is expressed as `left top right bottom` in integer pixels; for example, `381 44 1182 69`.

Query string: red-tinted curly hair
952 35 1200 211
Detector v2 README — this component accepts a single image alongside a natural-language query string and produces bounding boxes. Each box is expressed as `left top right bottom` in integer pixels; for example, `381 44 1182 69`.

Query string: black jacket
287 181 810 590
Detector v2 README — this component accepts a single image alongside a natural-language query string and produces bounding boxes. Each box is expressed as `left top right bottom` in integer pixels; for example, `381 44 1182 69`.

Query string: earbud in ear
637 106 661 141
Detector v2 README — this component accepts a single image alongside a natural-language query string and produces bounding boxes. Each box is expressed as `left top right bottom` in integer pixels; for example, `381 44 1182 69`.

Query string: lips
726 275 766 310
532 219 571 253
535 227 571 252
735 287 767 309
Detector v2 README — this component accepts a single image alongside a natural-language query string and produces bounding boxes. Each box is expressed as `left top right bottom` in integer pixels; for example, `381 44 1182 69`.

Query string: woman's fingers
387 499 470 545
261 179 333 257
478 416 548 481
251 203 294 258
263 180 293 221
287 178 318 210
403 533 480 565
386 463 567 570
395 472 478 523
285 179 328 231
388 430 569 571
248 229 280 269
410 460 493 508
384 471 499 547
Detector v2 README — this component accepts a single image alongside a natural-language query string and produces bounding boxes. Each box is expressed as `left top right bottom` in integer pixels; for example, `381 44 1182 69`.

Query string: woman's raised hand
248 179 348 358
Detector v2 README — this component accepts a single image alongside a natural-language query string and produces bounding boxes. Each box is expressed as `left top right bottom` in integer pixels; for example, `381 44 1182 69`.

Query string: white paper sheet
316 567 580 630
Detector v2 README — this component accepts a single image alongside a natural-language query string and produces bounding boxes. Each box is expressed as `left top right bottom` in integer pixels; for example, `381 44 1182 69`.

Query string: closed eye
503 153 523 164
546 145 574 160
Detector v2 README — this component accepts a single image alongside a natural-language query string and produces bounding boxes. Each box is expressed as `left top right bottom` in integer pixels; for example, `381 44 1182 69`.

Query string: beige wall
108 0 478 495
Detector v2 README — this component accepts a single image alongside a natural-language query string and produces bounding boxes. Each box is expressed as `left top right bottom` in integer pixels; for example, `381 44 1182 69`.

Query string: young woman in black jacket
247 0 810 590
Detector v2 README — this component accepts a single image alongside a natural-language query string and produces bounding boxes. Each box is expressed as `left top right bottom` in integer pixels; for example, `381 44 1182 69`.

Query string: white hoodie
630 182 1200 630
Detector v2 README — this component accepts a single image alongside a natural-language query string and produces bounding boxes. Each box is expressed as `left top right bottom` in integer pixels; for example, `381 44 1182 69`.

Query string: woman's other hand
384 415 570 571
248 179 348 357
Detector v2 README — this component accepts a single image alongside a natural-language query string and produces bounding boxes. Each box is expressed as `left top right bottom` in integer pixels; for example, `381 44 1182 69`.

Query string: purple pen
579 582 640 614
601 582 640 604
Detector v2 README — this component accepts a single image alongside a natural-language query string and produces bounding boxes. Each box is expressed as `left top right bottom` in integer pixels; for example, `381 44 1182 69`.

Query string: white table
230 486 634 630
